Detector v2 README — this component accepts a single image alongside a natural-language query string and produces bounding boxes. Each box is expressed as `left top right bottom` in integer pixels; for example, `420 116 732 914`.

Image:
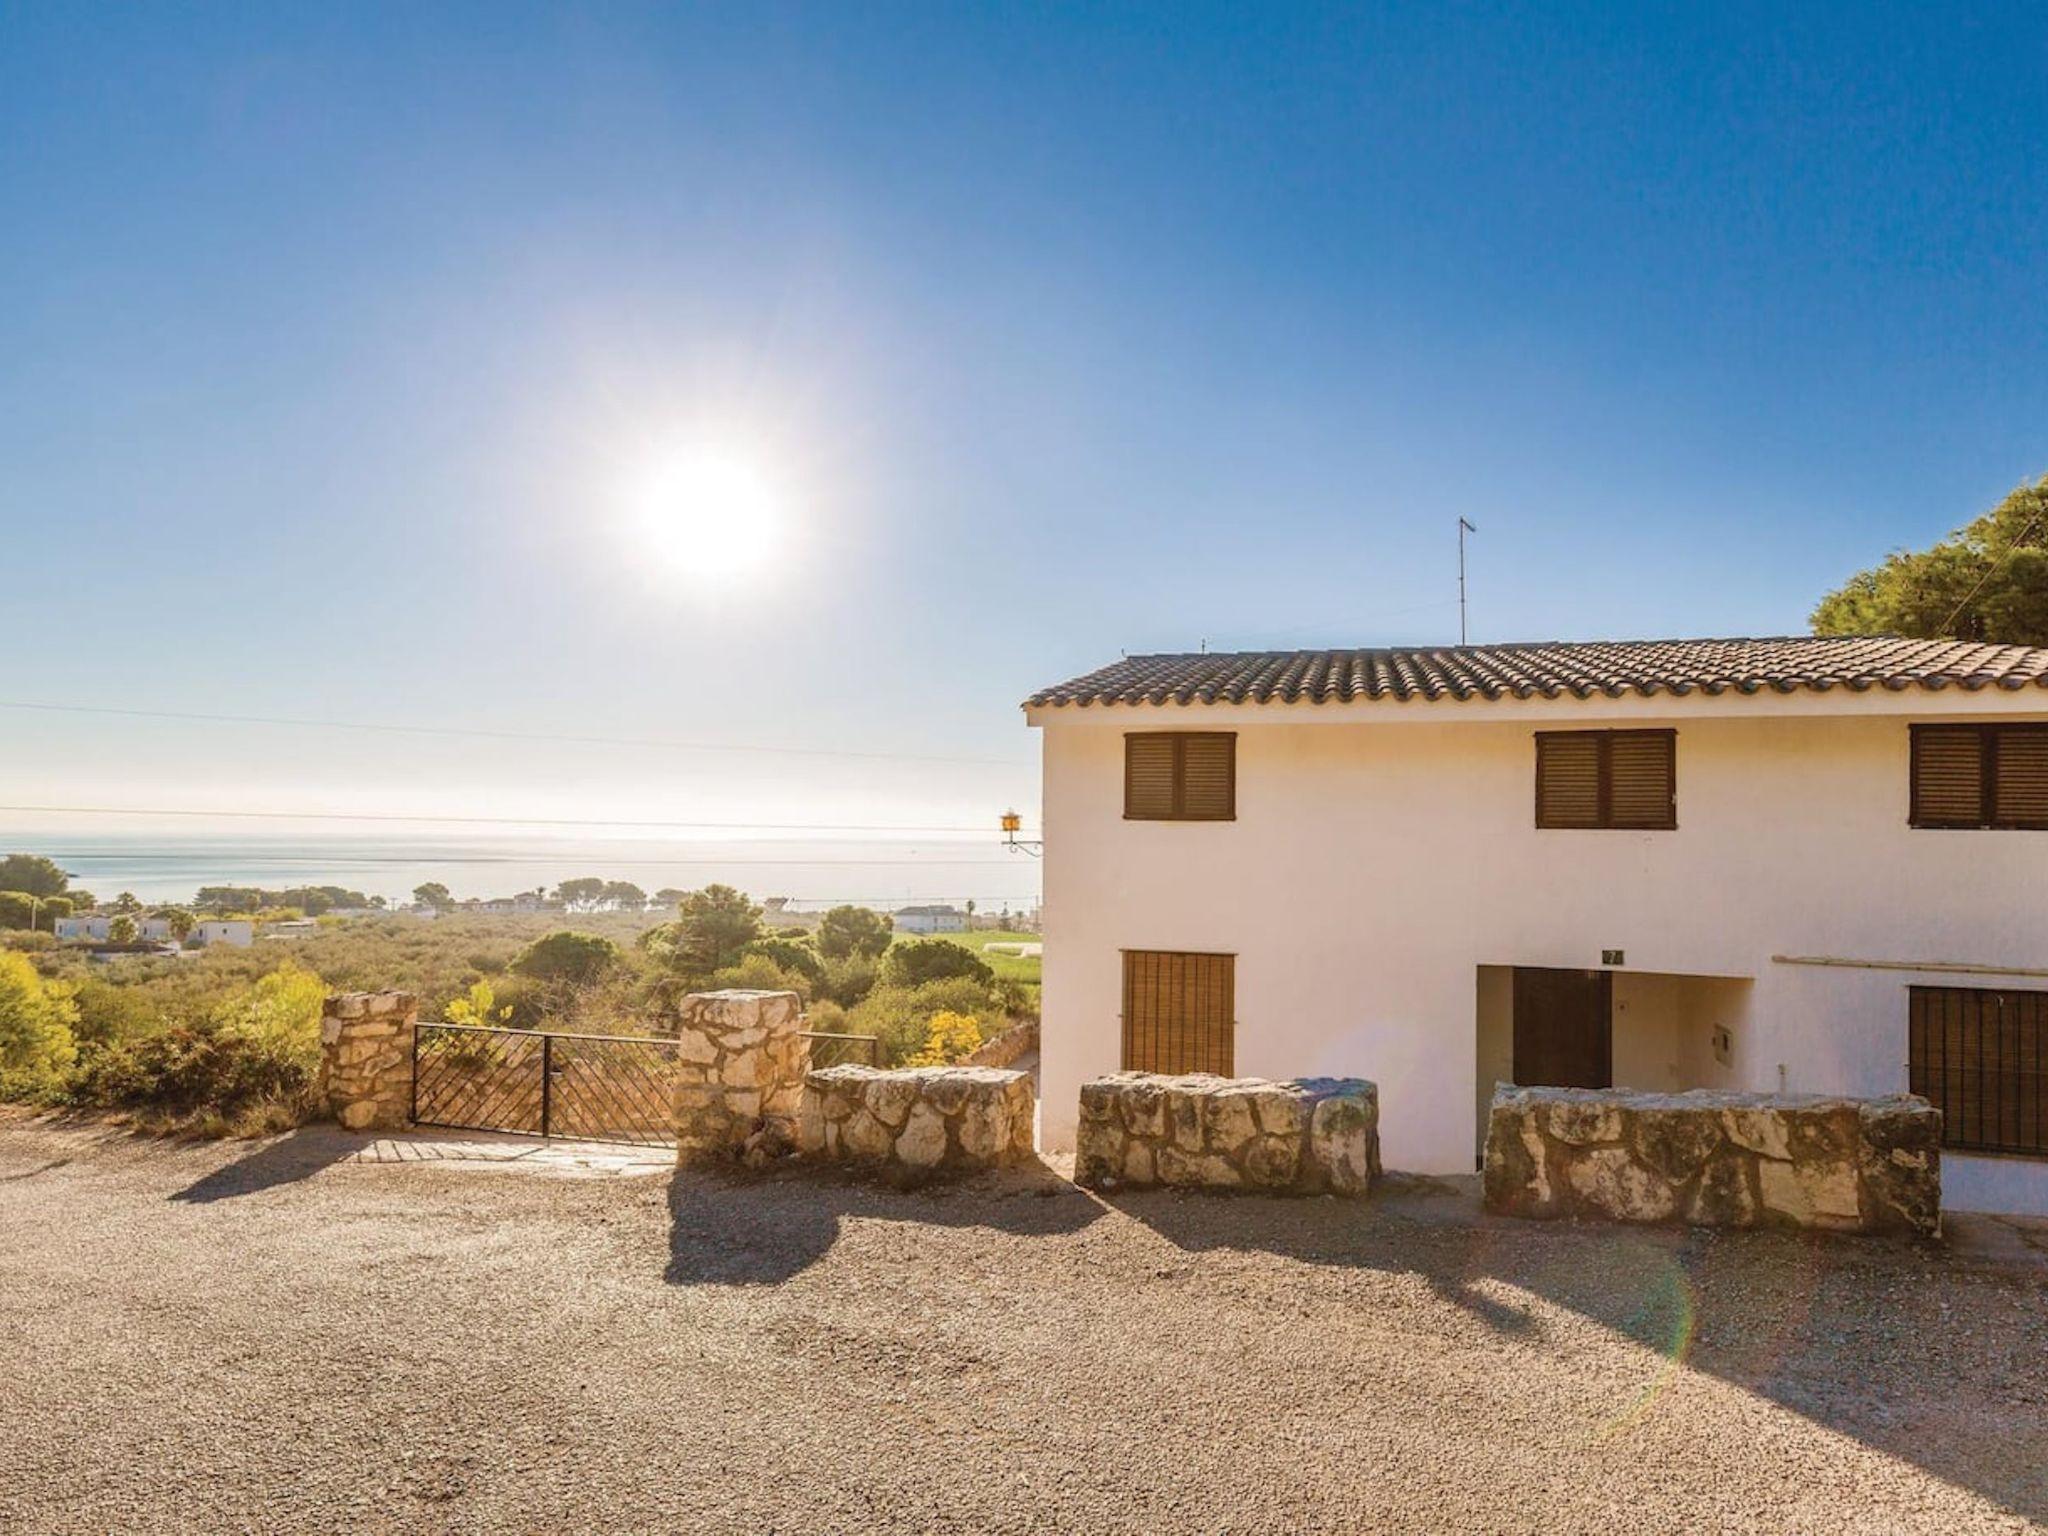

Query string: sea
5 832 1044 916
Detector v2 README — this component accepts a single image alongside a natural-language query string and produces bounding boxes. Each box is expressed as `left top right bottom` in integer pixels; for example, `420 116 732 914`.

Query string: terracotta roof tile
1025 636 2048 708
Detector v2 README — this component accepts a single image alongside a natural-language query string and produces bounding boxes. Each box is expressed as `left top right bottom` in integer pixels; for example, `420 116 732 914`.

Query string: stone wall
663 989 806 1166
1483 1086 1940 1236
318 991 418 1132
964 1019 1038 1070
1076 1073 1380 1195
797 1065 1036 1172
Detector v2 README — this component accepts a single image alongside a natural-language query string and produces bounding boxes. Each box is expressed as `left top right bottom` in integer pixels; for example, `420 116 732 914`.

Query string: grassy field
919 929 1041 986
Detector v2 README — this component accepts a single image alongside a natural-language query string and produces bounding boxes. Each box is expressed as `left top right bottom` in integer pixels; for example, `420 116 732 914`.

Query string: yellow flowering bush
906 1009 983 1067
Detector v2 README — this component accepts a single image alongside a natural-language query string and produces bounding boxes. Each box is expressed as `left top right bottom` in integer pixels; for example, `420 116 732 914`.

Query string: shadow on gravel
663 1160 1102 1287
1113 1180 2048 1527
0 1157 72 1181
169 1126 355 1204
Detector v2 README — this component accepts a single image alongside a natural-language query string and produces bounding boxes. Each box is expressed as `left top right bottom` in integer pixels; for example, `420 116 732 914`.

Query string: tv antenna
1458 517 1477 645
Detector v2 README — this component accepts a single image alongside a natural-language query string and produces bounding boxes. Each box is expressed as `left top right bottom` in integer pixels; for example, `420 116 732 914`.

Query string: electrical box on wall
1712 1025 1733 1066
1601 949 1625 967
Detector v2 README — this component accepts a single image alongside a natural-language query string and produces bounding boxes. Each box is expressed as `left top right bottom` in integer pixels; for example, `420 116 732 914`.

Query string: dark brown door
1512 968 1612 1088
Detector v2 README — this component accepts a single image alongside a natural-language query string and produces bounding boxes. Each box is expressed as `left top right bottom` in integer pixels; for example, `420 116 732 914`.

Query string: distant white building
54 913 178 946
265 919 319 939
893 904 967 935
190 920 254 949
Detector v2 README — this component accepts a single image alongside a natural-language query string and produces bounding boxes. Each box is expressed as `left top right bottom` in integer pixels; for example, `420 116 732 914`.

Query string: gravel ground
2 1116 2044 1535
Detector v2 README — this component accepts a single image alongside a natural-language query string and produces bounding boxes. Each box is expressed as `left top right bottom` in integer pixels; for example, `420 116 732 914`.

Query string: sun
631 449 784 582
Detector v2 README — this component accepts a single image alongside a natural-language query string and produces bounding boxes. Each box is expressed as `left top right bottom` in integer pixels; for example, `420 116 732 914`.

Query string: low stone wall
318 991 418 1132
1076 1073 1380 1195
964 1019 1038 1070
1482 1086 1941 1236
663 990 807 1166
797 1065 1036 1172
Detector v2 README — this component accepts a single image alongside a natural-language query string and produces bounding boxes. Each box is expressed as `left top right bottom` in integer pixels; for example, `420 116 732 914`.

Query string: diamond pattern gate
412 1024 684 1147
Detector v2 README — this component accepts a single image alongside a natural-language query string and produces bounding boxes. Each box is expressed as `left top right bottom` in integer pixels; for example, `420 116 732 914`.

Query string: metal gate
411 1023 684 1148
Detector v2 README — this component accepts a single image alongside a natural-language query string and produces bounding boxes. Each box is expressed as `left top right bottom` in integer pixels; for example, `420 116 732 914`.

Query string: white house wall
1036 705 2048 1213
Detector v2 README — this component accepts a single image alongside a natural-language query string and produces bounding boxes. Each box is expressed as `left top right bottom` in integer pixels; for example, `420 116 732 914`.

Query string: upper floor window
1124 732 1235 821
1535 729 1676 830
1911 723 2048 829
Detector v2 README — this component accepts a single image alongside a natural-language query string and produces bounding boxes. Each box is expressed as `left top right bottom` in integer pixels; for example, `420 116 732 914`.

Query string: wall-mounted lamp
1000 810 1042 857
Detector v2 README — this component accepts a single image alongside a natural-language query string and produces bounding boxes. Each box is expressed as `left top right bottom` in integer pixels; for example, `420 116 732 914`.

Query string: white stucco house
894 904 968 935
1026 636 2048 1217
54 914 174 943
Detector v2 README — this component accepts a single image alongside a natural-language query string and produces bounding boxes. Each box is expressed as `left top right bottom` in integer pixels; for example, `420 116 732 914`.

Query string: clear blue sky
3 3 2044 838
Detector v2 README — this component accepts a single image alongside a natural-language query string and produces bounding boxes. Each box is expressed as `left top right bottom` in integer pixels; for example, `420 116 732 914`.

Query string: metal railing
798 1029 881 1068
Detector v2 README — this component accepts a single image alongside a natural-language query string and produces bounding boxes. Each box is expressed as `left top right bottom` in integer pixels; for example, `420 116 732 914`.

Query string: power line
1939 513 2045 636
0 803 1035 835
0 698 1037 770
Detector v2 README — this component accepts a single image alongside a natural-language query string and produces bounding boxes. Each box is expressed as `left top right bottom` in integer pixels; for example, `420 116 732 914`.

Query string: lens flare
630 449 784 583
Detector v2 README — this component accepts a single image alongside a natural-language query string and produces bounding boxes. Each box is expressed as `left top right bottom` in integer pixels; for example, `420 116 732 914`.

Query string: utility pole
1458 517 1477 645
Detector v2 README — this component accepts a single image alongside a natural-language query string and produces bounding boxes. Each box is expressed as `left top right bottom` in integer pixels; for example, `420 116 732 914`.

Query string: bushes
0 952 78 1098
883 937 995 989
740 935 824 984
510 931 622 986
70 1025 315 1132
814 953 879 1008
211 963 325 1061
703 952 814 999
816 905 892 960
905 1010 984 1067
847 977 1009 1066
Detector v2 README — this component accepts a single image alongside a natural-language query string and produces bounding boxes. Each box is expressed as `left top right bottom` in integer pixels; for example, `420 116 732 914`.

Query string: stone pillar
666 989 805 1166
318 991 418 1132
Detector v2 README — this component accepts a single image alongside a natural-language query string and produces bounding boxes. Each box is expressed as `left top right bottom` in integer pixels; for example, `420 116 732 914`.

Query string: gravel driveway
2 1116 2044 1534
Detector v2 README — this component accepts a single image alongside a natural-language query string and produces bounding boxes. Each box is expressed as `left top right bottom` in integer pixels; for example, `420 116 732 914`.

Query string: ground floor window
1909 985 2047 1156
1121 949 1234 1076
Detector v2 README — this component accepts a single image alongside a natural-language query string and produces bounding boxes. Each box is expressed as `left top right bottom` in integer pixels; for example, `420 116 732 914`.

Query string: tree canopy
665 885 763 972
816 905 893 960
510 930 622 986
1812 477 2048 644
0 855 70 898
882 937 995 989
412 883 455 912
552 877 608 911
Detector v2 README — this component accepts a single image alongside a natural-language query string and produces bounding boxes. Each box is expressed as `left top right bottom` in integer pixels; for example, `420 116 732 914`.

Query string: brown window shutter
1124 735 1178 819
1991 726 2048 828
1535 733 1602 828
1911 726 1986 827
1124 732 1237 821
1179 734 1236 819
1121 950 1234 1075
1608 731 1677 829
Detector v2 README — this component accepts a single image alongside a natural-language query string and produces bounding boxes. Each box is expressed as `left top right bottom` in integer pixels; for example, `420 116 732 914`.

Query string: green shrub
816 905 892 960
814 953 879 1008
802 998 849 1034
741 935 823 984
883 937 995 989
704 953 812 1000
70 1023 315 1127
211 963 325 1063
510 930 622 986
0 951 78 1098
847 977 1008 1066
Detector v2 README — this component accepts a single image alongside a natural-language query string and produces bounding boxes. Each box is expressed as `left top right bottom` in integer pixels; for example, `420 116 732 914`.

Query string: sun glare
632 449 785 582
